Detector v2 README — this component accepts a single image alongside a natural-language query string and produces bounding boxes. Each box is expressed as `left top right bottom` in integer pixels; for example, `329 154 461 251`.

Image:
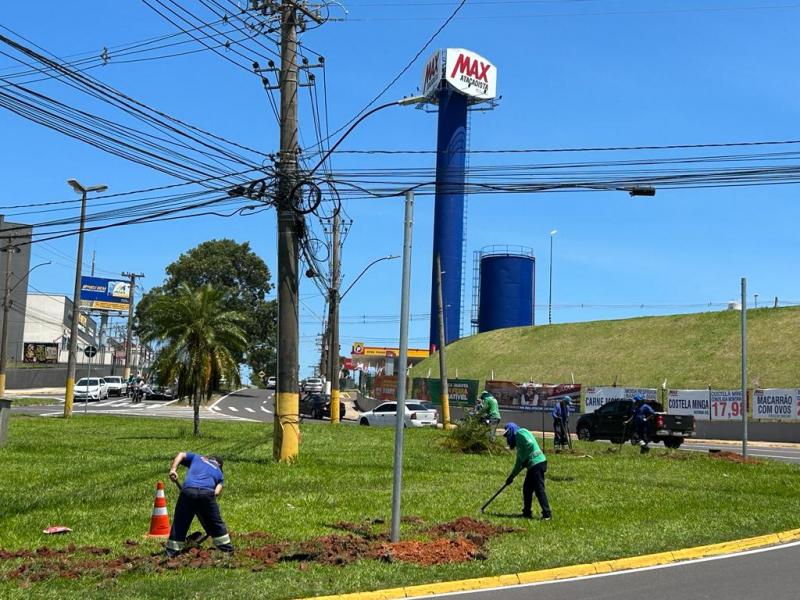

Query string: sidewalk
7 388 65 397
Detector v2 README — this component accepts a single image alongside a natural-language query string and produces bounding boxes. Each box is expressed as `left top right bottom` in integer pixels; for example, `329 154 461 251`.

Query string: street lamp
63 179 107 418
340 255 400 299
548 230 557 326
0 252 51 398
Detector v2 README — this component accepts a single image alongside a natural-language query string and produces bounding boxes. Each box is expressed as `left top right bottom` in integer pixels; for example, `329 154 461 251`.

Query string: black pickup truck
575 400 695 448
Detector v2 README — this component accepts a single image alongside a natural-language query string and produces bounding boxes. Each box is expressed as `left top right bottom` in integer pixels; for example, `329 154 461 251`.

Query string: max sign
420 48 497 101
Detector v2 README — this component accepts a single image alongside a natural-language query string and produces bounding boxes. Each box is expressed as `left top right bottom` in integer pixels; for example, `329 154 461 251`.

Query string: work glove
505 476 514 486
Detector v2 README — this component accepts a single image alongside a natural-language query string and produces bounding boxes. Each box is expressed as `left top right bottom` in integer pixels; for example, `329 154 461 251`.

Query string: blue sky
1 1 799 379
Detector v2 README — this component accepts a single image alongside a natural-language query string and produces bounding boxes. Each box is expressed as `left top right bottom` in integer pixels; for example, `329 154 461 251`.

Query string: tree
137 239 277 383
139 284 248 436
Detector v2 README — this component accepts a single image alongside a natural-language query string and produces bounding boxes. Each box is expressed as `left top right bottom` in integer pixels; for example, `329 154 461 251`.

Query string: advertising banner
421 50 443 98
79 276 130 311
486 381 581 413
752 388 800 421
23 342 58 364
373 375 397 402
709 390 744 421
411 378 479 406
582 387 658 414
666 389 711 421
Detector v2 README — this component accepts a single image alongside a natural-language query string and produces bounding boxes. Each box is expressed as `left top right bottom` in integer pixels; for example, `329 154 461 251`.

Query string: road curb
299 528 800 600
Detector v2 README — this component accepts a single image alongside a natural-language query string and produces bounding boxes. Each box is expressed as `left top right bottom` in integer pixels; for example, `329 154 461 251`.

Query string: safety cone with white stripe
145 481 171 538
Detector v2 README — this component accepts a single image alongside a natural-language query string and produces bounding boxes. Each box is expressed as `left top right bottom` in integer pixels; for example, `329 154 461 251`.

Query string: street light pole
63 179 107 418
548 230 557 325
391 190 414 543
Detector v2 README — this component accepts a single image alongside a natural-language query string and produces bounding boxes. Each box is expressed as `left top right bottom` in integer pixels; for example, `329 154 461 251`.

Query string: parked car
103 376 126 397
74 377 109 402
266 376 276 390
299 392 346 420
575 400 695 449
303 377 324 393
144 385 174 401
358 400 438 427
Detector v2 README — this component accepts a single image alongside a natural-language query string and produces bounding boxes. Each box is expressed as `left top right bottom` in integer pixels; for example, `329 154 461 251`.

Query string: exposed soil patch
709 450 761 465
376 537 484 565
2 517 514 585
426 517 518 538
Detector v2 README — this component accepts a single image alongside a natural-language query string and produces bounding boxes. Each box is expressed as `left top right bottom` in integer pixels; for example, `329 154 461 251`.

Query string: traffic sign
258 370 266 379
84 346 98 358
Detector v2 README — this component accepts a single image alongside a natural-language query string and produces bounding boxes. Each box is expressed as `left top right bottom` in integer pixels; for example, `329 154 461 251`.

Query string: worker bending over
166 451 233 557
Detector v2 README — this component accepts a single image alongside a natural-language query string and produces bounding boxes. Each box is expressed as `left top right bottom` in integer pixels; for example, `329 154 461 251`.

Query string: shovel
480 482 510 514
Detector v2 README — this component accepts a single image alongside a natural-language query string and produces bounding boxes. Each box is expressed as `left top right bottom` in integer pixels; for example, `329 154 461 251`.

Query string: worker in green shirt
503 422 552 520
478 390 502 439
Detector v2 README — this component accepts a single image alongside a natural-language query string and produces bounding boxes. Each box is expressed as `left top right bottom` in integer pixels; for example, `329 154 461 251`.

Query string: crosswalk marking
261 406 271 414
244 407 255 413
227 406 238 412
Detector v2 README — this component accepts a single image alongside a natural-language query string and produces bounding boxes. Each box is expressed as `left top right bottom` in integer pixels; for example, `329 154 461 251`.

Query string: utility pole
435 253 451 428
0 244 19 398
328 212 341 424
741 277 748 459
64 179 106 418
121 271 144 381
274 0 302 462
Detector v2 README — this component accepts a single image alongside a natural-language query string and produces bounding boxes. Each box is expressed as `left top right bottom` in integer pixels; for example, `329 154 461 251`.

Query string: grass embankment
411 306 800 388
1 415 799 599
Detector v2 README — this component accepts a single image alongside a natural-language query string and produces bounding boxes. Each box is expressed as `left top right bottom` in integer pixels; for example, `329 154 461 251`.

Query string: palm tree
140 284 248 435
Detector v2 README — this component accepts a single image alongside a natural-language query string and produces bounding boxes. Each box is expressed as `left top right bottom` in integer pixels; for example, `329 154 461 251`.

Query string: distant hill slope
409 307 800 389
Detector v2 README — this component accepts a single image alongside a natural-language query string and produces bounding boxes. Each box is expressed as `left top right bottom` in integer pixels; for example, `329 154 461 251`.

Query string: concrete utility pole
741 277 748 459
121 271 144 381
64 179 107 418
0 244 20 398
274 0 302 462
435 253 451 428
328 212 341 424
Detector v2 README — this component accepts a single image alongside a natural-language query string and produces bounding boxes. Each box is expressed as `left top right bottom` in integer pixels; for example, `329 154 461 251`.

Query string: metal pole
741 277 747 458
274 0 301 461
391 190 414 543
435 253 451 428
548 233 554 325
84 344 91 415
329 211 341 424
121 272 143 381
64 191 88 418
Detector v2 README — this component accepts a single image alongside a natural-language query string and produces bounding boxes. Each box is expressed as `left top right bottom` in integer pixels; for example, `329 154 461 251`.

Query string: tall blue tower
421 48 497 351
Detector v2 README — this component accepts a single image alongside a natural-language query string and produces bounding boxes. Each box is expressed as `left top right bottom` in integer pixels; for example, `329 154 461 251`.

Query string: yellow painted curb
296 528 800 600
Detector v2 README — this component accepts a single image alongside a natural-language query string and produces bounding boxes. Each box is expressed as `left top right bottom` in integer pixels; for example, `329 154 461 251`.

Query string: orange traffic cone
145 481 171 538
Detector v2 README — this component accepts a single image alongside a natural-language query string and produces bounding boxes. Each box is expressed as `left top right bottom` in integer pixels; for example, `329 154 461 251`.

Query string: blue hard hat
633 395 644 402
503 422 519 439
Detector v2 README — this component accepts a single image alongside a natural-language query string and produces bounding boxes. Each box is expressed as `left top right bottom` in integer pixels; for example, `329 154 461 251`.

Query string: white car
303 377 324 393
74 377 109 401
266 376 276 390
103 376 126 397
358 401 438 428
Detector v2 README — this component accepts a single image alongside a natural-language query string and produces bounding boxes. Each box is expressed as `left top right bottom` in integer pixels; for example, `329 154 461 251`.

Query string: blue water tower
476 246 536 333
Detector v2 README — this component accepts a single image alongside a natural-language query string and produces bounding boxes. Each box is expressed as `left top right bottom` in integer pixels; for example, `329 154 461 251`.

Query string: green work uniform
483 395 501 420
509 428 547 479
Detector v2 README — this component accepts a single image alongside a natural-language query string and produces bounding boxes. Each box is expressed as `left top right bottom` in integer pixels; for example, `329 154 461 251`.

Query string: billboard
583 387 658 414
80 276 130 311
421 50 443 98
23 342 58 364
444 48 497 101
752 388 800 421
487 381 581 413
411 378 480 406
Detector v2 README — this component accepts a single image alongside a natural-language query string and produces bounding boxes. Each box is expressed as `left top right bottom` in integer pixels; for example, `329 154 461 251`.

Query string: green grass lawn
1 414 799 599
411 306 800 389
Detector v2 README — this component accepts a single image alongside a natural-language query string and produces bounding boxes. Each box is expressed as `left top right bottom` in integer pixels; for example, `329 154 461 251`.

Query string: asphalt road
210 388 357 424
683 441 800 464
418 542 800 600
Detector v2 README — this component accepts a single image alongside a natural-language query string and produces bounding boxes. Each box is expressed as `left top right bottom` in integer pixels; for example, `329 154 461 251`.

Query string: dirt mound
426 517 517 538
376 537 484 565
709 450 761 464
2 516 515 585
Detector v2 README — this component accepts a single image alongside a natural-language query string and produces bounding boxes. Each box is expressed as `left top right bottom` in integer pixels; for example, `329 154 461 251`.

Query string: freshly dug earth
709 450 761 465
1 517 513 585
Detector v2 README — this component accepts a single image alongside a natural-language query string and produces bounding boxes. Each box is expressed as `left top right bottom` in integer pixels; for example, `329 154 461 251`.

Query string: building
23 294 100 365
0 217 32 363
349 341 430 376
